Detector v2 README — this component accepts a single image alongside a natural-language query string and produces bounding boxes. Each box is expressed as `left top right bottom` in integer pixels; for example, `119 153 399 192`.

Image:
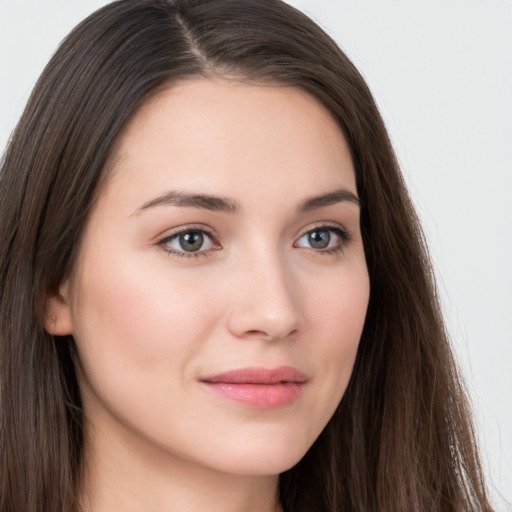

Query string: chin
202 431 315 477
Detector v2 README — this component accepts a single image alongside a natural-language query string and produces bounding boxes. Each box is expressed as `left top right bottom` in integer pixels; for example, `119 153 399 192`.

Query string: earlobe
44 281 74 336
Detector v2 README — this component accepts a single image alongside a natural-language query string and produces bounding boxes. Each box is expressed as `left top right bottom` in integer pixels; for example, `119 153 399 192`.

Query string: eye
294 225 349 253
158 228 218 257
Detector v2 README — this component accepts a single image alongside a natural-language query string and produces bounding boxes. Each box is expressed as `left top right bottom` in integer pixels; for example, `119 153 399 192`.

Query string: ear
44 280 74 336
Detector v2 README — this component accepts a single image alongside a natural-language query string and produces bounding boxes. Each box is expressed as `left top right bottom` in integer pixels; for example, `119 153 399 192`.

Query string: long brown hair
0 1 493 510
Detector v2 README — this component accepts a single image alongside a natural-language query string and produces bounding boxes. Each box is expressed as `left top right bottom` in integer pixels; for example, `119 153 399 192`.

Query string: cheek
312 261 369 357
299 261 369 430
68 250 229 455
325 281 368 362
69 249 220 386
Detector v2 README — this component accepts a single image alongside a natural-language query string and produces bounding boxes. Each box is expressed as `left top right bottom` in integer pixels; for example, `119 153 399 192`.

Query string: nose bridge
226 239 302 340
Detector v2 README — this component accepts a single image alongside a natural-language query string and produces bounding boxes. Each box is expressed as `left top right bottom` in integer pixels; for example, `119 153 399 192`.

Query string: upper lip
200 366 308 384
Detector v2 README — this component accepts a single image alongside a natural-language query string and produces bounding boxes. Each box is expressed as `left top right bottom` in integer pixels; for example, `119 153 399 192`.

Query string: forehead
102 79 356 208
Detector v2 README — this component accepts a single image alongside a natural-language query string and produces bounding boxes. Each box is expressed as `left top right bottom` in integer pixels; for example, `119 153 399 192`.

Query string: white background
1 1 510 509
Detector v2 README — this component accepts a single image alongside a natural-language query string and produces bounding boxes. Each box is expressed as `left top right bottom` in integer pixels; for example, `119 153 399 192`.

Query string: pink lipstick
200 366 307 409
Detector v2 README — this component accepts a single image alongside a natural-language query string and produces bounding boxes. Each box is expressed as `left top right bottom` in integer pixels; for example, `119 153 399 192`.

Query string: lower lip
202 382 305 409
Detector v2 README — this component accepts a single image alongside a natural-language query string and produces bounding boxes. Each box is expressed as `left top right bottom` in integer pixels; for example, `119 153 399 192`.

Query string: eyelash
157 226 219 259
157 224 351 259
294 224 352 255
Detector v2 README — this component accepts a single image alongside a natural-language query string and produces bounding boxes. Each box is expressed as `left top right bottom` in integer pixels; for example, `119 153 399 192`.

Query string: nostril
244 327 299 341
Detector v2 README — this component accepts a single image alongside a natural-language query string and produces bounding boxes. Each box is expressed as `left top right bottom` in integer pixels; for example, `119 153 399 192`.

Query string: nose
226 251 302 341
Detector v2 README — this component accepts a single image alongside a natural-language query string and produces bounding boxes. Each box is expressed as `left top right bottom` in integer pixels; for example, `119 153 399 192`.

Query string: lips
200 366 308 409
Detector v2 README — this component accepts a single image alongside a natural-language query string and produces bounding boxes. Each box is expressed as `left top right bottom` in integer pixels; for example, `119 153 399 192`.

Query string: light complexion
46 80 370 512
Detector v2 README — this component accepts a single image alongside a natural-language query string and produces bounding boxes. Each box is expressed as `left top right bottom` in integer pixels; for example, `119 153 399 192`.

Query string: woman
0 0 494 511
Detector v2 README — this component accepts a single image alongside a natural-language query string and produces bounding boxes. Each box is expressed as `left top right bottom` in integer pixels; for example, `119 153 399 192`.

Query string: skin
46 80 370 512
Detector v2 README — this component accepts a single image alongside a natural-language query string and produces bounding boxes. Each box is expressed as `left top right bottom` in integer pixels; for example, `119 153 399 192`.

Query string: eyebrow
133 187 360 216
297 188 361 212
134 190 241 215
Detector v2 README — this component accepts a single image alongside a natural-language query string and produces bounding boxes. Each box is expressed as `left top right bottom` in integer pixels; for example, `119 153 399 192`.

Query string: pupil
179 232 203 252
308 230 330 249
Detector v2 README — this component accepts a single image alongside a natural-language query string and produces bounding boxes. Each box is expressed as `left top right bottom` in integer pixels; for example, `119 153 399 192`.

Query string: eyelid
296 221 350 239
156 225 221 258
293 222 352 253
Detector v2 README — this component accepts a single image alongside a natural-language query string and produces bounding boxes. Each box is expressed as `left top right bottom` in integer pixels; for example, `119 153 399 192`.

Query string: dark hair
0 1 493 510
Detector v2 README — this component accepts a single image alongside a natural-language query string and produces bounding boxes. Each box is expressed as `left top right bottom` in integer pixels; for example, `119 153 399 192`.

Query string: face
49 80 369 478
